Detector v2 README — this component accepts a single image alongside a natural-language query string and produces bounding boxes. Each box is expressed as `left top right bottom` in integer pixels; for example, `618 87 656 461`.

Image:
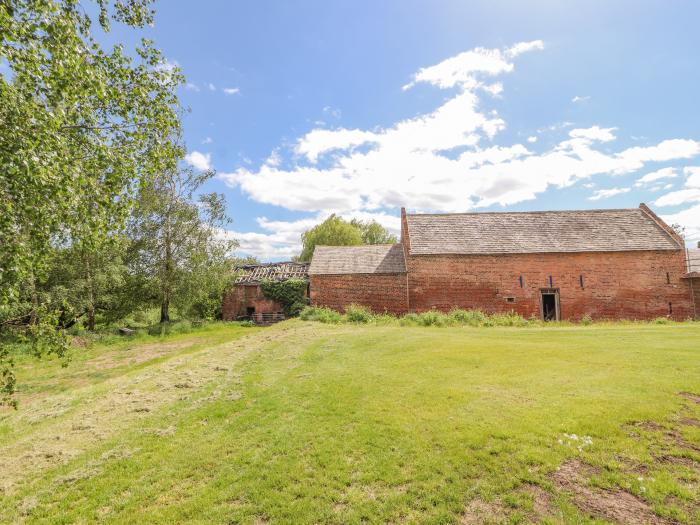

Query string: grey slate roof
234 262 309 283
405 208 682 255
309 244 406 275
687 249 700 274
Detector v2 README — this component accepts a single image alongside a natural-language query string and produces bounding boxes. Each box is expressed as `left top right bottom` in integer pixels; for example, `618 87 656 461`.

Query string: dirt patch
679 392 700 404
679 417 700 428
552 459 679 524
629 421 666 432
521 483 553 519
664 430 700 453
657 454 700 473
460 498 510 525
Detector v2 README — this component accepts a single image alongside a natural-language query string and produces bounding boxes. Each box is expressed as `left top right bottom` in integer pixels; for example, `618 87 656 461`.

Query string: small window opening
668 302 672 315
518 275 524 288
579 275 584 288
666 272 671 284
505 296 515 303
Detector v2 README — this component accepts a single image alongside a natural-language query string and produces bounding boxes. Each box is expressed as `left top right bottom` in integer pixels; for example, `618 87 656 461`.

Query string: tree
297 215 363 262
0 0 183 405
350 219 398 245
127 167 237 323
41 238 129 331
297 215 397 262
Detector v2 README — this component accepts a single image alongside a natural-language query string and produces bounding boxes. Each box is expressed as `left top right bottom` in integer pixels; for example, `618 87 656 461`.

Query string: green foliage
127 167 237 323
448 309 487 326
344 304 374 323
297 215 397 262
260 279 309 317
0 0 182 405
349 219 398 245
297 215 363 262
299 306 343 324
581 314 593 326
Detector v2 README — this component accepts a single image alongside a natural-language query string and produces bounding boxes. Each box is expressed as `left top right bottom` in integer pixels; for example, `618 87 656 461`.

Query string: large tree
297 215 397 262
127 168 237 323
0 0 183 405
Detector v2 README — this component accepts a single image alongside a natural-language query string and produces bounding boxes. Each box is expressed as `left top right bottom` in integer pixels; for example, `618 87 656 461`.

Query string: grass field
1 321 699 524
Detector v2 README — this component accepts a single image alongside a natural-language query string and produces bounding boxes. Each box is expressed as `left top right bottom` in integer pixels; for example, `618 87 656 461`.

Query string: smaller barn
222 262 309 324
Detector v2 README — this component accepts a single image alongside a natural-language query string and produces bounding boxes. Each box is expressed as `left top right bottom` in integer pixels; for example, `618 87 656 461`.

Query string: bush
486 312 529 327
653 317 671 324
399 313 420 326
345 304 374 323
580 314 593 326
416 310 449 327
448 309 487 326
299 306 343 324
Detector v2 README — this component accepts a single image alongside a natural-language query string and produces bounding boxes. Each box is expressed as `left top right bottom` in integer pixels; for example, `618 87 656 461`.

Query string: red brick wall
406 250 693 320
310 274 409 315
222 284 285 321
688 277 700 319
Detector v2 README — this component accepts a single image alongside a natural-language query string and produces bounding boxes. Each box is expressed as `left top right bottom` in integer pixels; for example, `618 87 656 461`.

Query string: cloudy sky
115 1 700 259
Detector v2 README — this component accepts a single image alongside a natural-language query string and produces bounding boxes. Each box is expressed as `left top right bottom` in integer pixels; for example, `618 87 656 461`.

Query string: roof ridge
406 208 639 217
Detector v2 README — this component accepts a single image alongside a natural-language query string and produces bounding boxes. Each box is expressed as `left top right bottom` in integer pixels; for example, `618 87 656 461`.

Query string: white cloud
215 42 700 258
684 166 700 188
588 187 631 201
568 126 616 142
661 204 700 245
571 95 590 103
185 82 200 92
654 189 700 207
208 83 216 91
185 151 212 171
323 106 342 119
526 136 537 143
223 87 240 95
402 40 544 91
202 137 213 144
634 167 677 187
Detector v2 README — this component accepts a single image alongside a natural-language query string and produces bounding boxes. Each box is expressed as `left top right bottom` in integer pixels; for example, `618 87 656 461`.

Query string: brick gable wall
222 284 285 321
309 273 409 315
406 250 693 320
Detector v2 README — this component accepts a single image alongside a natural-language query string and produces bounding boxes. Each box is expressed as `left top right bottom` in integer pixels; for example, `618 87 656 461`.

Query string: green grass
1 321 699 524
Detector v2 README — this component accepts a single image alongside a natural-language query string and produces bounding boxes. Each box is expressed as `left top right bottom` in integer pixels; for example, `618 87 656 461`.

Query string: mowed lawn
1 322 699 524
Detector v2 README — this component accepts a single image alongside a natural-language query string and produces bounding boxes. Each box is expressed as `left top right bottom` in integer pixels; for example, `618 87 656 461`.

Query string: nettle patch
260 278 309 317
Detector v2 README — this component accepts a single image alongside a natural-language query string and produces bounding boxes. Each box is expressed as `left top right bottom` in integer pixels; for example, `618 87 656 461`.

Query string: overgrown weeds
299 306 691 328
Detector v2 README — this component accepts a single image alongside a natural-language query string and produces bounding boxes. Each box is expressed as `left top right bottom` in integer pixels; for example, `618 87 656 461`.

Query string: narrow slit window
548 275 553 287
518 275 524 288
579 275 584 288
666 272 671 284
669 302 673 315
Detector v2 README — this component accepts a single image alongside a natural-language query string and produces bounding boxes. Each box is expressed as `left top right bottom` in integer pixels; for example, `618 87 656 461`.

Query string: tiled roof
687 249 700 275
234 262 309 283
405 208 682 255
309 244 406 275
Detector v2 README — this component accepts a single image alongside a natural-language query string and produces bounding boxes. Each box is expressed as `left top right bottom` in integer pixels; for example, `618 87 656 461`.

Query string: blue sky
115 1 700 259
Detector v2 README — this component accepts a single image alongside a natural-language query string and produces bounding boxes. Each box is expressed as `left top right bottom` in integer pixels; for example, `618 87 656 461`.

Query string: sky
113 0 700 260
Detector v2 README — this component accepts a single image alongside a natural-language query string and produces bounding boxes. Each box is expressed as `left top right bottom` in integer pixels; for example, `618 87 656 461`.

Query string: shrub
448 309 487 326
653 317 671 324
487 312 529 327
345 304 374 323
580 314 593 326
399 313 420 326
299 306 343 324
416 310 448 327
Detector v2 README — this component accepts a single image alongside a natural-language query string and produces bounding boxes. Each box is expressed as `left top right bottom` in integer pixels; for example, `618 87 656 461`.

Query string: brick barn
222 262 309 324
309 204 699 321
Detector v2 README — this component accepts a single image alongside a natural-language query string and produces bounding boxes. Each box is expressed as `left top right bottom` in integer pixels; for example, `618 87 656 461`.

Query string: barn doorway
540 289 560 321
246 306 255 318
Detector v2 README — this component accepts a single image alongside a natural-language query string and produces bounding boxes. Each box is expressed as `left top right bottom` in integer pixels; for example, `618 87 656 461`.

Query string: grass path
1 322 699 524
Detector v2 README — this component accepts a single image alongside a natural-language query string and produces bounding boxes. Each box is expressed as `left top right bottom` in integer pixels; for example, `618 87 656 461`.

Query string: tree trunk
160 297 170 323
85 255 96 331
